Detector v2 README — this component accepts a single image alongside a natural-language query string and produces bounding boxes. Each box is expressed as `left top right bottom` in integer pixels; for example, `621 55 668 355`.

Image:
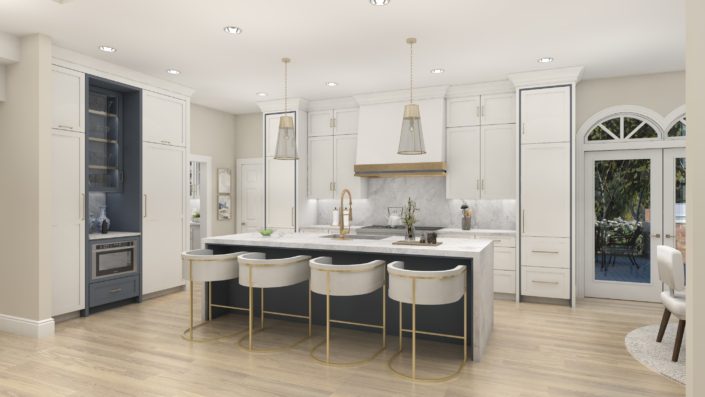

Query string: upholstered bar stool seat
309 256 387 366
237 252 312 352
387 261 467 382
181 249 248 342
655 245 686 362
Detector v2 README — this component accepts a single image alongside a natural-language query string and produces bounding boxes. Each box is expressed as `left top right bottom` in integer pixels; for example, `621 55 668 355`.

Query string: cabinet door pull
291 207 295 227
532 250 560 254
476 106 481 118
481 179 485 191
522 210 526 234
532 280 559 285
652 233 662 239
58 124 74 130
143 194 148 218
160 140 171 145
80 193 85 221
521 122 526 135
481 105 485 117
110 288 123 293
665 234 674 239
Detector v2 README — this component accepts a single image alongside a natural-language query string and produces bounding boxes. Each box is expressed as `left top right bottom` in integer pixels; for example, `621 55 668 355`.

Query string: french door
584 149 663 302
663 148 686 262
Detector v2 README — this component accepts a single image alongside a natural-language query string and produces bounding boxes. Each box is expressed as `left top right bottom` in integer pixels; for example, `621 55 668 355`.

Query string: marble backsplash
316 176 516 230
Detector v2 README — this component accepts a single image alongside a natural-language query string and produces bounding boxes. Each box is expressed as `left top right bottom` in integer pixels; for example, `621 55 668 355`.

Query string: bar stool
387 261 467 382
237 252 312 352
309 256 387 366
656 245 686 362
181 249 248 342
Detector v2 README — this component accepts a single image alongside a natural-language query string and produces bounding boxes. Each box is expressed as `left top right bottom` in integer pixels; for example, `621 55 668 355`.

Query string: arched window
585 114 660 143
667 116 686 138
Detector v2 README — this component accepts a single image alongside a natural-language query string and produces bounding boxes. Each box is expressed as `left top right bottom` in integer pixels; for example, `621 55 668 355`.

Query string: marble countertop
300 224 363 230
438 228 516 236
204 232 493 259
89 231 141 241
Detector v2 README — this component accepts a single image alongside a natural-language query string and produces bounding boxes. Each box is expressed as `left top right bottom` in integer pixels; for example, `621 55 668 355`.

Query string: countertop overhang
204 232 493 259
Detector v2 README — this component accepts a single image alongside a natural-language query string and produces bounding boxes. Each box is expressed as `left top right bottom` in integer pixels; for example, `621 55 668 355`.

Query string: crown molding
52 46 195 98
508 66 584 88
445 80 514 98
354 85 449 106
307 96 358 111
256 98 309 114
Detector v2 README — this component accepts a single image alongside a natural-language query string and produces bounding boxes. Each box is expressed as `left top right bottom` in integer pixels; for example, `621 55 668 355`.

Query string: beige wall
577 71 685 129
233 112 262 160
190 104 238 237
686 0 704 394
0 34 53 322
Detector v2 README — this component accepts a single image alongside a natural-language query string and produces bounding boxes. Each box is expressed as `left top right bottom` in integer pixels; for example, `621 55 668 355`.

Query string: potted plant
192 209 200 223
401 197 419 240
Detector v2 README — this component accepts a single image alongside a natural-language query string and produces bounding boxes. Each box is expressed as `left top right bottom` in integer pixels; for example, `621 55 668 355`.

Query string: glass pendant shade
274 115 298 160
398 103 426 155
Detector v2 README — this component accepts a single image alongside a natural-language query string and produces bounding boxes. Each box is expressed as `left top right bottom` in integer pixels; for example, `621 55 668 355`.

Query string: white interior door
584 149 662 302
237 159 264 233
663 148 686 257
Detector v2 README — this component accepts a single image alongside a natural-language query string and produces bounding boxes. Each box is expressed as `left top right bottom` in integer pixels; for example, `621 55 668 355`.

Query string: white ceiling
0 0 685 114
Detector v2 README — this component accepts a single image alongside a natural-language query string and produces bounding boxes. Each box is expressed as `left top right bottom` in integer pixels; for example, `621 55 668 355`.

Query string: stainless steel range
359 225 444 236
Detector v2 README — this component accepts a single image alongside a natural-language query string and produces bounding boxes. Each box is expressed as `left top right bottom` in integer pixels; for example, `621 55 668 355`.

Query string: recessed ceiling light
430 68 445 74
256 92 268 97
98 45 116 53
325 82 338 87
369 0 390 5
537 57 554 63
166 69 181 75
223 26 243 35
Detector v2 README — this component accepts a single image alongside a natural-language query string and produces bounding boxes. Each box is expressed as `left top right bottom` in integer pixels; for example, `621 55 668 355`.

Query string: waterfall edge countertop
203 232 494 259
203 232 494 361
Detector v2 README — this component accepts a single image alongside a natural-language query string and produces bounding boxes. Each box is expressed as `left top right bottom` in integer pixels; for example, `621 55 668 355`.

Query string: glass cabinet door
87 89 122 191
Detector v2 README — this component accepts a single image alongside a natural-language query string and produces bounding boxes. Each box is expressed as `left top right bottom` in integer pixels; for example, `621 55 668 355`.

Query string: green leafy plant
401 197 418 227
192 210 200 219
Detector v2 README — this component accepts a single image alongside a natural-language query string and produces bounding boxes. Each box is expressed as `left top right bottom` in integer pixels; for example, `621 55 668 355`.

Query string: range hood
353 86 448 178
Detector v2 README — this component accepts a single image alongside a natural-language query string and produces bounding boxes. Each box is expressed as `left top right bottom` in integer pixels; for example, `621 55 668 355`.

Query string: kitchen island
203 232 494 361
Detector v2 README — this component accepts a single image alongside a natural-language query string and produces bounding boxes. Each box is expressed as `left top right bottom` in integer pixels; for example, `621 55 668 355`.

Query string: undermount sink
322 234 389 240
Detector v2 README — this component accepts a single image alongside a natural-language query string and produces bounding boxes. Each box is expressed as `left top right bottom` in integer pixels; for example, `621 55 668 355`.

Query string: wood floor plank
0 287 685 397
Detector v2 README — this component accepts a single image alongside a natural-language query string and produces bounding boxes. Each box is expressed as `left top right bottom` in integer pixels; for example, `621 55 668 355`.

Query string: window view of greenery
668 118 686 137
594 159 651 283
675 157 686 261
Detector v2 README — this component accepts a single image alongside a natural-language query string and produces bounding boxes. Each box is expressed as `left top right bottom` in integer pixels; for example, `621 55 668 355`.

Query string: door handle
665 234 674 239
58 124 74 130
80 193 85 221
652 233 661 238
522 210 526 234
532 280 559 285
110 288 123 294
143 194 147 218
532 250 560 254
291 207 295 227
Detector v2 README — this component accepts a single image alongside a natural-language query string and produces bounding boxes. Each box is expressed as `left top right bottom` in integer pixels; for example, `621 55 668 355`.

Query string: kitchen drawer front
521 267 570 299
494 247 516 270
476 235 515 248
494 270 516 294
90 276 139 307
521 237 570 269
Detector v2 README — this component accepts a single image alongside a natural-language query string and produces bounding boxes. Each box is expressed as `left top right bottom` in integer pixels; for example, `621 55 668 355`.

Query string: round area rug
625 324 685 384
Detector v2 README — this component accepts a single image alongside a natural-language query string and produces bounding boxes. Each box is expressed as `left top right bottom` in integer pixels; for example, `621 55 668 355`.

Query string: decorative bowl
259 229 273 237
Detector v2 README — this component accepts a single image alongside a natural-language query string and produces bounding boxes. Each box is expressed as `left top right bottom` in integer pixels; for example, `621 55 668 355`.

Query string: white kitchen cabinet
142 143 186 295
333 108 358 135
481 93 516 125
521 267 570 299
494 270 516 294
520 143 570 238
481 124 516 199
308 136 335 199
520 86 570 144
51 129 85 316
446 125 515 200
143 91 186 147
446 126 481 199
52 66 85 133
266 156 296 229
446 96 481 127
334 134 365 198
308 110 333 137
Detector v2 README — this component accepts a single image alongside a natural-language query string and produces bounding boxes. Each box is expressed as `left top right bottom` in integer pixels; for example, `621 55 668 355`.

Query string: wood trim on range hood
354 162 447 178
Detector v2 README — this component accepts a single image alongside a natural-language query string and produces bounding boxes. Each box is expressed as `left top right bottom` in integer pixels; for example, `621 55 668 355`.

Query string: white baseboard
0 313 55 338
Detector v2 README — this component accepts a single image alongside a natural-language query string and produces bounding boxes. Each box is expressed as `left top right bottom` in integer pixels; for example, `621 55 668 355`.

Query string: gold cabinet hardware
531 250 560 254
531 280 559 285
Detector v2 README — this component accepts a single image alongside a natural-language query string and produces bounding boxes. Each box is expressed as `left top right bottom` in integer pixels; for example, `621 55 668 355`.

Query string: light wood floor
0 288 685 397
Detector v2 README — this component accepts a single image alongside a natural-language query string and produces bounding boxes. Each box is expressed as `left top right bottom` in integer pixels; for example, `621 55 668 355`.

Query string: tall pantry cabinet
511 68 582 306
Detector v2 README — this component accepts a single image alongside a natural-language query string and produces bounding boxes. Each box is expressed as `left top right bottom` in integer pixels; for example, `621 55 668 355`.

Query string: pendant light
398 37 426 155
274 57 298 160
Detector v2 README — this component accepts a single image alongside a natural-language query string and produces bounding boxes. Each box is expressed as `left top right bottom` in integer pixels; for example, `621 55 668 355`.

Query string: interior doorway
236 158 264 233
188 154 212 249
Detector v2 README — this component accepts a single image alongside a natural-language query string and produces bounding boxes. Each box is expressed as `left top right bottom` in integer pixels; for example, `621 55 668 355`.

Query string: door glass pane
675 157 686 261
594 159 651 283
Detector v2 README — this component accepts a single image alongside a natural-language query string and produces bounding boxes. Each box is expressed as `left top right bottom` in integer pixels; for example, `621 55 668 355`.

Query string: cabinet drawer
521 237 570 269
494 247 516 271
90 277 138 307
476 235 515 248
494 270 516 294
521 267 569 299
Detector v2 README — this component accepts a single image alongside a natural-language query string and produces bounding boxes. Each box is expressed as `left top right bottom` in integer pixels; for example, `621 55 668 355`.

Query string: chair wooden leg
657 308 671 343
672 319 685 362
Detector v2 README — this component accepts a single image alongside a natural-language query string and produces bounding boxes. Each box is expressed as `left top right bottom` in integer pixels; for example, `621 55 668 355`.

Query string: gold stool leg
260 288 265 329
208 281 212 321
398 301 402 352
463 280 467 363
326 272 331 363
248 267 254 351
308 284 312 337
412 278 416 381
382 282 386 348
